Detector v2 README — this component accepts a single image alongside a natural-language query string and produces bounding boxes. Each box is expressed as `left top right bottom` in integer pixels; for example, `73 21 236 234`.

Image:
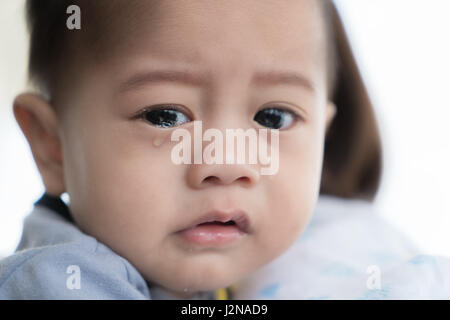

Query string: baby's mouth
197 220 236 226
176 210 250 246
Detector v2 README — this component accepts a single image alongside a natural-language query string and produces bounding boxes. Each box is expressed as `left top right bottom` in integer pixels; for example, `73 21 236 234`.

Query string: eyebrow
118 69 316 93
252 70 316 92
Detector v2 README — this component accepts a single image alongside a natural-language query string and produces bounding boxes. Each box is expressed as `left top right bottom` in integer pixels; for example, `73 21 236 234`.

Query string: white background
0 0 449 258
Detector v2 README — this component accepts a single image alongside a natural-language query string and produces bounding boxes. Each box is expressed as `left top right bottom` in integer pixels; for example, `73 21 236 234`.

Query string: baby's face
59 0 335 297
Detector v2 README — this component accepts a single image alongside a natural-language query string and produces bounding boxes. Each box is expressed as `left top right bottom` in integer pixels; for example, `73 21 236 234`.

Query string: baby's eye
139 105 191 128
253 107 301 130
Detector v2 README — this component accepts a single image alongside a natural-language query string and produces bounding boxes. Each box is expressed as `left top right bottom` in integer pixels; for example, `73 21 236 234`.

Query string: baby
0 0 389 299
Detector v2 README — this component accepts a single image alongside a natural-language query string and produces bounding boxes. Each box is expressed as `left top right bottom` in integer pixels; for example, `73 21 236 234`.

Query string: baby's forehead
83 0 327 72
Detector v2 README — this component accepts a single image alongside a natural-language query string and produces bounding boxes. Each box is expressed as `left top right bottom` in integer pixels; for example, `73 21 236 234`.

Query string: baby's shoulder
232 197 450 299
0 205 150 299
306 195 420 257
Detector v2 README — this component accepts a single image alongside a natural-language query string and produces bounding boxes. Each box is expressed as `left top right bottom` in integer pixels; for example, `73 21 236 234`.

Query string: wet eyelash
133 104 187 120
259 106 303 121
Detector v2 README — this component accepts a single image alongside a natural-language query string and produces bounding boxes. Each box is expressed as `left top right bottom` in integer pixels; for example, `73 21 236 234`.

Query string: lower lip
177 223 245 246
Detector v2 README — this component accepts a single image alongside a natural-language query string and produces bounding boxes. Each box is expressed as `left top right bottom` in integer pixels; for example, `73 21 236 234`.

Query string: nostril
203 176 222 184
203 175 251 185
237 176 251 183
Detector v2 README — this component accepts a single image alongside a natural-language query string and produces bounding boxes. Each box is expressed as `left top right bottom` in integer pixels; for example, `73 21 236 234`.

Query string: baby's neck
148 282 216 300
167 289 199 299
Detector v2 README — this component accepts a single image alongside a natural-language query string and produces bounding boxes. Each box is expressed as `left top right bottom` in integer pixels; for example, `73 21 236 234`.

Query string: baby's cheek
264 191 310 252
258 150 319 257
72 135 183 248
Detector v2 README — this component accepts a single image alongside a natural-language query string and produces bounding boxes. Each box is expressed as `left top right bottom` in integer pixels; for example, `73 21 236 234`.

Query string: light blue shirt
0 202 153 299
0 198 216 300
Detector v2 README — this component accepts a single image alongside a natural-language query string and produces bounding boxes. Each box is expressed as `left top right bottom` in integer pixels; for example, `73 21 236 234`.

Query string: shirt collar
34 192 74 223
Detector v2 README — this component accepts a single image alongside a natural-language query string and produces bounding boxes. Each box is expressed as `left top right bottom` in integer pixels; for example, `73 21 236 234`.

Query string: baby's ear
13 93 65 196
325 101 337 134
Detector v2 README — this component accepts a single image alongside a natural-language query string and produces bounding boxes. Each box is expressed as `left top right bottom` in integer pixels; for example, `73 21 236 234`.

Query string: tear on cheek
153 137 164 147
152 131 173 148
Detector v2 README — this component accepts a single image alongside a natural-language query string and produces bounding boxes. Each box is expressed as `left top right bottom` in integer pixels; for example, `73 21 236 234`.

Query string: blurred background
0 0 449 258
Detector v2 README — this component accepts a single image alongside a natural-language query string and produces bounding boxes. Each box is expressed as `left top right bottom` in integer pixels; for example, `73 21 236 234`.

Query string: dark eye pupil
145 109 180 128
254 109 284 129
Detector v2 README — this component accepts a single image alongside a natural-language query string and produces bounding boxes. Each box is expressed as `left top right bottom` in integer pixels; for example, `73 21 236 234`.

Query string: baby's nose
187 163 260 189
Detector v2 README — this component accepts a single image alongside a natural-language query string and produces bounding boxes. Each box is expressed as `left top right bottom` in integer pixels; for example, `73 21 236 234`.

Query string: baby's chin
144 254 257 294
